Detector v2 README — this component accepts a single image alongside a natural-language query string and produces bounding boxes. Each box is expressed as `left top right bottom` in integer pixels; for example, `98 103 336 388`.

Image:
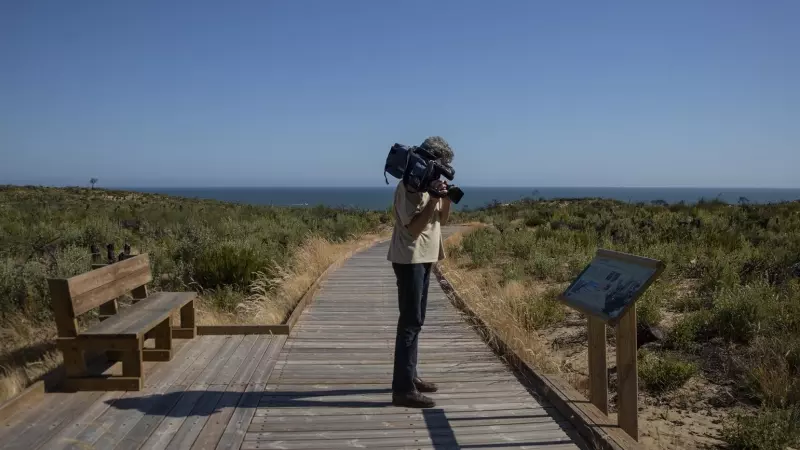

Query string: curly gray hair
417 136 454 164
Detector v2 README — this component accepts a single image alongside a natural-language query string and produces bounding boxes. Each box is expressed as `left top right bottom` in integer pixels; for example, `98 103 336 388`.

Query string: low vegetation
0 185 389 402
446 197 800 449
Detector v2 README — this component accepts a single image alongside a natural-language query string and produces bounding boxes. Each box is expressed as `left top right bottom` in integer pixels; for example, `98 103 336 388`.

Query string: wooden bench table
48 254 196 391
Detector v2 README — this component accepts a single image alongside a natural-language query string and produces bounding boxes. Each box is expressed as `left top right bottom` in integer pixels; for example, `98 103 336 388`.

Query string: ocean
126 187 800 211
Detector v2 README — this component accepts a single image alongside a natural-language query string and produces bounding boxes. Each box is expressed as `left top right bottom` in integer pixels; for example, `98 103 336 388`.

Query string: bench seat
81 292 196 338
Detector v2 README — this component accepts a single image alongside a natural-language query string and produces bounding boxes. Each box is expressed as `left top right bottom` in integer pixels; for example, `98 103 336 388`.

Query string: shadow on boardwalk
106 388 395 417
107 390 575 449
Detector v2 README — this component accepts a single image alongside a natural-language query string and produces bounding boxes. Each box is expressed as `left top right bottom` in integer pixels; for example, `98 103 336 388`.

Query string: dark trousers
391 262 432 393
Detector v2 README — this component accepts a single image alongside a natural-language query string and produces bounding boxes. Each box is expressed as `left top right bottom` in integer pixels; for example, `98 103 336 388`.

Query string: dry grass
0 314 61 403
203 232 388 325
438 229 563 374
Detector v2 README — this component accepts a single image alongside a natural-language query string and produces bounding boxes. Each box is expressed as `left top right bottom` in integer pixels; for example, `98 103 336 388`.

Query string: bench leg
144 318 173 362
173 300 196 339
59 337 142 392
122 347 143 391
62 348 87 378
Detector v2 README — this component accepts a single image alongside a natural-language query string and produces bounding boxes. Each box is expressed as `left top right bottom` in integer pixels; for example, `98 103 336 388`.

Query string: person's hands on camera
430 180 449 199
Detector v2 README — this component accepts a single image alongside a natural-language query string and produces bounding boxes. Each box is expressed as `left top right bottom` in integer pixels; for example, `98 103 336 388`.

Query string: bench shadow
106 387 393 417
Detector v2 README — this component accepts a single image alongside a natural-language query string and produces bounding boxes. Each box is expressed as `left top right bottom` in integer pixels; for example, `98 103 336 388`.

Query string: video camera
384 143 464 204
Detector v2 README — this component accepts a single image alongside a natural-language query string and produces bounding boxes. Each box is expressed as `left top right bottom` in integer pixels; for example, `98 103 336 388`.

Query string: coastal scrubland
444 198 800 449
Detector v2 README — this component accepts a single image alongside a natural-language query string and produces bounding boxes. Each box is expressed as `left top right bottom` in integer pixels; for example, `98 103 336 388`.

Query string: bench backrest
48 254 153 337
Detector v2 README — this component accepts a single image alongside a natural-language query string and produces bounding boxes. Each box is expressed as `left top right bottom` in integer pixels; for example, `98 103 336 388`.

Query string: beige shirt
387 181 445 264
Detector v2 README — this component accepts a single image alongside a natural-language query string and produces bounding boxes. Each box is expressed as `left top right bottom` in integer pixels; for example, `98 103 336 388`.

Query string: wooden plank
239 429 578 449
173 328 196 339
63 376 142 391
82 292 195 337
213 383 266 450
180 300 196 337
244 421 572 440
165 384 227 449
0 380 44 423
66 254 150 298
72 267 153 316
254 403 552 417
40 338 201 449
154 317 173 351
138 336 245 450
279 237 386 332
59 336 139 351
249 413 560 431
588 316 609 414
616 306 639 441
190 336 274 450
79 301 167 338
214 336 286 449
264 382 526 393
197 325 289 336
0 392 106 450
144 349 173 362
38 392 125 450
48 278 79 337
165 336 259 449
108 336 229 450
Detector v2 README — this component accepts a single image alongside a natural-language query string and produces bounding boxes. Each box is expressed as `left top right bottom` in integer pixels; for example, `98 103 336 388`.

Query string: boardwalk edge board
0 380 45 423
196 234 390 337
434 227 645 450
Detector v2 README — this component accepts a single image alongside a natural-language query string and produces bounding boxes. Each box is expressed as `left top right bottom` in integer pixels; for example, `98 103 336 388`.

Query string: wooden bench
47 254 197 391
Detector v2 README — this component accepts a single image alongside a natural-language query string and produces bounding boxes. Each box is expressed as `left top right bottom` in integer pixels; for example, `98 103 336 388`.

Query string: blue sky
1 0 798 188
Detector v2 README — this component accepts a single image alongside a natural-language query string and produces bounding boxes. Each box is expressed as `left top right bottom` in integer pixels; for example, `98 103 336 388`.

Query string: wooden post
587 316 608 414
106 243 116 264
90 244 101 264
175 300 197 339
119 243 131 261
616 307 639 440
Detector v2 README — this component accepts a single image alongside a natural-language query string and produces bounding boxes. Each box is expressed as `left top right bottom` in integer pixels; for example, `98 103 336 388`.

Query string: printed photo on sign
562 255 657 321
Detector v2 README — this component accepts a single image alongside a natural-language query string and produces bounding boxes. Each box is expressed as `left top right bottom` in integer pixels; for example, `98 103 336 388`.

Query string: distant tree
90 178 99 189
738 196 750 205
651 199 668 207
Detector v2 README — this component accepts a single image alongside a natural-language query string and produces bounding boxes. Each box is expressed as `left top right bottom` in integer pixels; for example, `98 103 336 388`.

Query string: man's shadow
106 387 394 417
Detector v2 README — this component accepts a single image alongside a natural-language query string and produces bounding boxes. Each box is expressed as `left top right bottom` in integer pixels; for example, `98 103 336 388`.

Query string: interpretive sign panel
559 249 664 324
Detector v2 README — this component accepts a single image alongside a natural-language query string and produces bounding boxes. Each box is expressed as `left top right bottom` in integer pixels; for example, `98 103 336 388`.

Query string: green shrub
637 350 697 395
710 281 782 344
745 337 800 407
461 228 500 267
636 281 673 328
521 287 566 330
665 310 713 351
722 407 800 450
0 186 388 323
192 241 273 290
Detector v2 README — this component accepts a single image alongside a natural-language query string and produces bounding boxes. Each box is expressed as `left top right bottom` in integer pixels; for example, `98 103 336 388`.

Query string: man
387 136 453 408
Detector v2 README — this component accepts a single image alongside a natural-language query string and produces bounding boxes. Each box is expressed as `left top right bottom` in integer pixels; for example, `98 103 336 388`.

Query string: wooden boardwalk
0 235 585 449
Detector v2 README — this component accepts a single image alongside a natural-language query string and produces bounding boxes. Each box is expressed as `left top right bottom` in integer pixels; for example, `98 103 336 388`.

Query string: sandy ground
541 308 727 449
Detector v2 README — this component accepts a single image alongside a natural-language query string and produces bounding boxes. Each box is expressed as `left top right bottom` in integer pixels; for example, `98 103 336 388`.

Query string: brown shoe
413 377 438 393
392 391 436 408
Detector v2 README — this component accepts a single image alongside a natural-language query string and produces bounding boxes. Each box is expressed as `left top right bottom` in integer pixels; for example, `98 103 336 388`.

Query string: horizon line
4 183 800 190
